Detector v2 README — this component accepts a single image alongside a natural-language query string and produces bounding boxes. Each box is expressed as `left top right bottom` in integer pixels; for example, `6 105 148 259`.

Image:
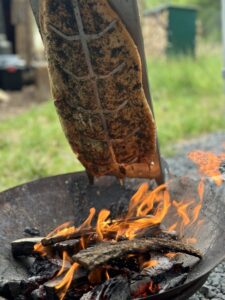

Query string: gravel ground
167 132 225 300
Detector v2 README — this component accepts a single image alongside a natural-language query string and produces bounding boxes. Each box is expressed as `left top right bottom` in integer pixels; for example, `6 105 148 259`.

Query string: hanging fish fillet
39 0 156 178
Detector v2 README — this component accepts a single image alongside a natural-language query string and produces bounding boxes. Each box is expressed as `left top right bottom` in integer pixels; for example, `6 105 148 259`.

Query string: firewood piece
44 267 88 299
142 255 178 277
41 229 95 246
44 276 62 300
73 238 202 270
30 286 47 300
0 277 41 300
29 257 70 280
80 276 131 300
53 239 80 256
159 273 188 293
41 218 161 247
11 237 44 257
129 274 152 298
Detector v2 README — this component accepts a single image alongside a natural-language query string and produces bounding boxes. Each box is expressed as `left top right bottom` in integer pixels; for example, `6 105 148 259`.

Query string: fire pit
1 0 224 298
0 155 225 299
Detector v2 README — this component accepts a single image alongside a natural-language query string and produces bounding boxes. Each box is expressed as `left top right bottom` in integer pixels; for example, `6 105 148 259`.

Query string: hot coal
130 274 154 298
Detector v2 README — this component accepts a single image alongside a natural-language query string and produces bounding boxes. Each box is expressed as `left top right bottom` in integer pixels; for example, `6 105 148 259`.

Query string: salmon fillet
39 0 156 178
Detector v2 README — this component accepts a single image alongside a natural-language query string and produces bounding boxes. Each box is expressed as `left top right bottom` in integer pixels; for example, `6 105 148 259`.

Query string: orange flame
57 251 71 277
96 209 110 240
34 150 225 298
142 259 158 269
188 150 225 186
105 270 110 280
55 263 79 300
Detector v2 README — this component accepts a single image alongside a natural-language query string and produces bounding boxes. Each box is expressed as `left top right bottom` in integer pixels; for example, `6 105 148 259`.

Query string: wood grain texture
72 238 202 270
40 0 156 178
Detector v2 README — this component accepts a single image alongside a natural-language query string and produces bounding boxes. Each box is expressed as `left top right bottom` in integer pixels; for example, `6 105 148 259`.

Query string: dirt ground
0 85 48 121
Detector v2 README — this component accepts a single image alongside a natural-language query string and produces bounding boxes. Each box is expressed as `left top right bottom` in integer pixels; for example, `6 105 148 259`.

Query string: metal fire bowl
0 172 225 299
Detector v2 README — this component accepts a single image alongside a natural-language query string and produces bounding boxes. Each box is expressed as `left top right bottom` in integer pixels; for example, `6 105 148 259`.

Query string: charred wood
159 273 188 293
41 229 95 246
73 238 202 270
30 286 46 300
11 237 43 257
129 274 153 298
24 227 40 237
41 218 165 247
53 239 80 256
44 275 63 300
0 277 41 300
29 257 68 280
80 276 131 300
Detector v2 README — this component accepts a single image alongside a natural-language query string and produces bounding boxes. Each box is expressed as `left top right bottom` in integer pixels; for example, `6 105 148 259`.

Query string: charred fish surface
40 0 156 178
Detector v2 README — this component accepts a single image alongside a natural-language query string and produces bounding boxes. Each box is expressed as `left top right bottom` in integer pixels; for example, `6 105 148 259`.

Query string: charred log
53 239 81 256
73 238 202 270
80 276 131 300
11 237 43 257
41 229 95 246
41 222 174 247
159 273 188 293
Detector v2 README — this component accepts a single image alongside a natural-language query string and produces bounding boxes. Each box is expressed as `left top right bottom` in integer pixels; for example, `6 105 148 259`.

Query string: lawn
148 51 225 151
0 51 225 191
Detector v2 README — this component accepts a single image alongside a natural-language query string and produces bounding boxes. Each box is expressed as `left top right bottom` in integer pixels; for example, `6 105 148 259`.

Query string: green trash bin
167 6 198 56
143 5 198 56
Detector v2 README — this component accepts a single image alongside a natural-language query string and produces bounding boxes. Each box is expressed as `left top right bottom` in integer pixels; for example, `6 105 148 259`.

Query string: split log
41 229 95 246
53 239 80 256
41 218 164 247
11 237 43 257
73 238 202 270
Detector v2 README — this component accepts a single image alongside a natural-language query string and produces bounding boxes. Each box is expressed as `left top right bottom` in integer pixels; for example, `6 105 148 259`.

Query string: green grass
148 52 225 153
0 102 83 191
0 51 225 191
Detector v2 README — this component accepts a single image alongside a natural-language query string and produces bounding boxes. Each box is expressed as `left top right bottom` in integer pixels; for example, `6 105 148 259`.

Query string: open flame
188 150 225 186
34 150 224 299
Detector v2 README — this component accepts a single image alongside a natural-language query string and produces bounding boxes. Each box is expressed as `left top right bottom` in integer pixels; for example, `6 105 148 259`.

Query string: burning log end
72 238 202 271
11 237 44 257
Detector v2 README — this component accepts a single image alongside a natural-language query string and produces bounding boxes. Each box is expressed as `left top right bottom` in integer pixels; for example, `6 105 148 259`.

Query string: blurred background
0 0 224 191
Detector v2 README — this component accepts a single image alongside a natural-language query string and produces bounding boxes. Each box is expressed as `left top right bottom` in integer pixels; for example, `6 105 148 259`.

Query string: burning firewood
11 237 44 257
72 238 202 271
41 218 163 247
